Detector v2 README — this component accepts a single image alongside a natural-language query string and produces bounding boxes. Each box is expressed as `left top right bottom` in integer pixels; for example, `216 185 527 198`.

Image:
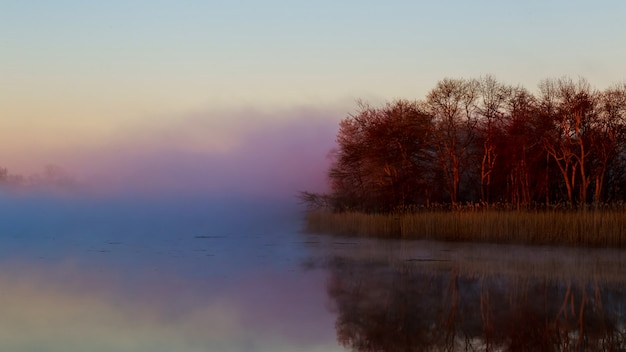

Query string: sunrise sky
2 0 626 196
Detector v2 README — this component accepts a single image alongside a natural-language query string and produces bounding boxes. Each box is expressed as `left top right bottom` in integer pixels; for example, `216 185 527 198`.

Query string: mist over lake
0 189 624 351
4 0 626 350
0 191 340 351
0 104 346 351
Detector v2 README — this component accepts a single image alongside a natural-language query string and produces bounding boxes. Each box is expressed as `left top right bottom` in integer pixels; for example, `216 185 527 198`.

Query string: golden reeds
304 209 626 247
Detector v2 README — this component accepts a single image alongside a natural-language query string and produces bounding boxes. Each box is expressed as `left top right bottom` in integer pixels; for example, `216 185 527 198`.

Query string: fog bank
3 105 344 202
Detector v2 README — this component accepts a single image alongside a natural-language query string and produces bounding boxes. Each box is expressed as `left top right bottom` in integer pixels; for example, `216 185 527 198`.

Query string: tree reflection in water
320 247 626 352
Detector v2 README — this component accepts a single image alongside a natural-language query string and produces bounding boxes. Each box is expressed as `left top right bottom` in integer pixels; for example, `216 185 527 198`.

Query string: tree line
0 164 77 189
305 76 626 212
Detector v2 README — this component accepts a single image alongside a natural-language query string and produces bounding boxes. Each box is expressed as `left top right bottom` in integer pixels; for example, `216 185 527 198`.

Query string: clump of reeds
304 208 626 247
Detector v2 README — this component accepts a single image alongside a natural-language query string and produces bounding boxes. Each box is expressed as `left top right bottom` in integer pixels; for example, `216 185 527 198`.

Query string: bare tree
328 103 372 210
501 86 545 206
592 83 626 204
328 100 433 211
424 78 479 204
309 76 626 211
538 77 597 205
475 75 511 202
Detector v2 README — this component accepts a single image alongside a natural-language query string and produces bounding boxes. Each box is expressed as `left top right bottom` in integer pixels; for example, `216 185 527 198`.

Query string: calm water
1 194 625 351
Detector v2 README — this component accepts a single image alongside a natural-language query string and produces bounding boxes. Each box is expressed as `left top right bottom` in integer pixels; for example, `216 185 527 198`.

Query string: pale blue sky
4 0 625 107
1 0 625 188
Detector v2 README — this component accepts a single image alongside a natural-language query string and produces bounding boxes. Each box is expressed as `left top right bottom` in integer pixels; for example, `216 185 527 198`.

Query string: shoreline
304 209 626 247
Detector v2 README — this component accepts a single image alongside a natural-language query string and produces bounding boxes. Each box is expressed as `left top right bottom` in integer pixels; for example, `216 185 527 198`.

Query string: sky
2 0 626 197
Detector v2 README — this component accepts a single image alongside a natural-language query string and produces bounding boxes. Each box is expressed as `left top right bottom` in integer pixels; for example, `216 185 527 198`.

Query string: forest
304 76 626 213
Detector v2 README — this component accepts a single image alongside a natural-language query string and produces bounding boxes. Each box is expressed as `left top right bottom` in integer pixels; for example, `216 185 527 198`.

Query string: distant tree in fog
0 164 78 190
42 164 76 187
0 166 25 187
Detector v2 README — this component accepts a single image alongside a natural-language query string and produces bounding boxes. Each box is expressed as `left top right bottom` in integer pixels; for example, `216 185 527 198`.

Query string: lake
0 194 625 351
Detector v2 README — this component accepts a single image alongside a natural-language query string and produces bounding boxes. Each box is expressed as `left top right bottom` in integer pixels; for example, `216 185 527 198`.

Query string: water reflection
0 195 342 352
0 260 339 352
307 239 626 351
4 192 626 351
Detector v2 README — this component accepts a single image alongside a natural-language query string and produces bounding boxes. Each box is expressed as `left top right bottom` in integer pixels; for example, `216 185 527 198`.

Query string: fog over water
2 189 626 351
0 106 349 351
0 189 344 351
2 106 626 351
5 0 626 348
4 105 344 198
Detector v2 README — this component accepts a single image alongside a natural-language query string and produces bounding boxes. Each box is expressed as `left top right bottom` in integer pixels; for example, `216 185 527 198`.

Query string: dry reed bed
305 210 626 247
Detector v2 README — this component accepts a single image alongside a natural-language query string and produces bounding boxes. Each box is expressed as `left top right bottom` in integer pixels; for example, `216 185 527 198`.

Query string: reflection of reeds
307 237 626 286
305 209 626 247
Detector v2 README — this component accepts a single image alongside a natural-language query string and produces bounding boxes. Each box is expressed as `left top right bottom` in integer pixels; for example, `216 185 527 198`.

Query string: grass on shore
304 209 626 247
